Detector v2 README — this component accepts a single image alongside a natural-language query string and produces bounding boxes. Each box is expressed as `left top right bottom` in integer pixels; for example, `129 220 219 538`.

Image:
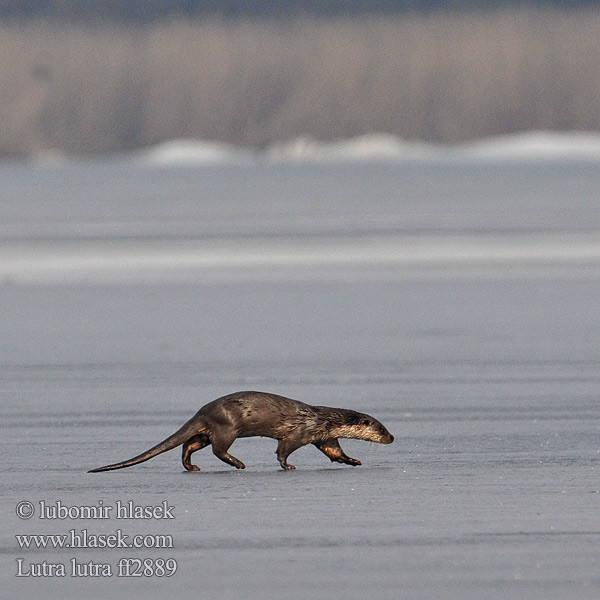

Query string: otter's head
337 411 394 444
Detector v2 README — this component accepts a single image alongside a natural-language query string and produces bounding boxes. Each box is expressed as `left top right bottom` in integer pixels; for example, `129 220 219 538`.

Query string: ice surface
1 150 600 599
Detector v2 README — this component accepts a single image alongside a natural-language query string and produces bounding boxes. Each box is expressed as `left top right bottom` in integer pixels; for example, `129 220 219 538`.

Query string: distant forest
1 0 600 21
2 6 600 157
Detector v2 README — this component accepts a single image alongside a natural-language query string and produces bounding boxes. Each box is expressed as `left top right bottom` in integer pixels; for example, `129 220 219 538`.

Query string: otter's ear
351 415 371 426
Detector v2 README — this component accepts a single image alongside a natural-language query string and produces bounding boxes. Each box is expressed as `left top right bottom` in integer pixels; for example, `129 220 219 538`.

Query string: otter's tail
88 418 202 472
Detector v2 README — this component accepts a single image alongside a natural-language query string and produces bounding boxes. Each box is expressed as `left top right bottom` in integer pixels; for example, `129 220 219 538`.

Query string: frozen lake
2 142 600 598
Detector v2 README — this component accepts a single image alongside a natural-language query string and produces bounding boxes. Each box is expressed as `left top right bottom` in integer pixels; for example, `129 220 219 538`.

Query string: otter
89 391 394 472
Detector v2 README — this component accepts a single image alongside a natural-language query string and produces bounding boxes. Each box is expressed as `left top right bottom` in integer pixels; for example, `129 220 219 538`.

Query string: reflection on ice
3 232 600 284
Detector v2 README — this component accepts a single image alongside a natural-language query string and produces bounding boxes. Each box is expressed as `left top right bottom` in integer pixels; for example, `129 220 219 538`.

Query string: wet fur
89 391 394 472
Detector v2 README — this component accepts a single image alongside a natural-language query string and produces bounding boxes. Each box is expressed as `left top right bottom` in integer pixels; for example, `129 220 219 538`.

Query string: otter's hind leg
182 434 210 471
276 437 306 470
313 438 362 466
210 433 245 469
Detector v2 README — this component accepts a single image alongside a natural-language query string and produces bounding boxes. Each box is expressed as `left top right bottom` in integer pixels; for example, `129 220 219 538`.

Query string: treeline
2 9 600 157
1 0 599 22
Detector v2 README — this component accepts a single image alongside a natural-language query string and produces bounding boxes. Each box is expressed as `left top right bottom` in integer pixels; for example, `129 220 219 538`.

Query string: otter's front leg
313 438 362 466
182 434 210 471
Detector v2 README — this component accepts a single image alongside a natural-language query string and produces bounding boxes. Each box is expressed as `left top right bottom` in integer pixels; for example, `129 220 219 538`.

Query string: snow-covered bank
134 138 253 166
124 132 600 167
24 131 600 167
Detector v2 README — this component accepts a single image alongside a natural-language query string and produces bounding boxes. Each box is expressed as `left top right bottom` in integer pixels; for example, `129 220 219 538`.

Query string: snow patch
269 131 600 163
134 138 250 166
63 131 600 167
457 131 600 161
266 134 437 162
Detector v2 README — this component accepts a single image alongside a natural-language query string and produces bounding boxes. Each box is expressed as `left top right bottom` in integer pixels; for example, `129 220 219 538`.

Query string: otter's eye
362 419 371 426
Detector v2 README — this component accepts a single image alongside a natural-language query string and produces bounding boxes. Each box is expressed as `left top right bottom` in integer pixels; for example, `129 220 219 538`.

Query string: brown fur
89 391 394 472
